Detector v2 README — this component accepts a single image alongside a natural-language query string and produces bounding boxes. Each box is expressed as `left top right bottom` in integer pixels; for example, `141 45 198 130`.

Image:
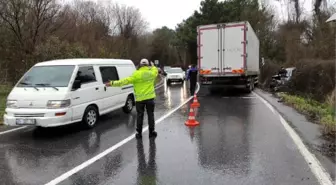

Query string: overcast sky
84 0 331 30
89 0 201 30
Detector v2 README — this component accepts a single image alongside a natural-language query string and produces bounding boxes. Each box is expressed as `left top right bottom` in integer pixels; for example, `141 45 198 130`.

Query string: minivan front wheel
123 95 134 114
83 106 98 129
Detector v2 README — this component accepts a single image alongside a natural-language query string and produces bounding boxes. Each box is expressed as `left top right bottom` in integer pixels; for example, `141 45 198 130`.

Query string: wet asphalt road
0 82 326 185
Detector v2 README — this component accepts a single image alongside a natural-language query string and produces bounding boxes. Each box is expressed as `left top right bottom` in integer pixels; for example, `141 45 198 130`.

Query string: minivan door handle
95 87 99 90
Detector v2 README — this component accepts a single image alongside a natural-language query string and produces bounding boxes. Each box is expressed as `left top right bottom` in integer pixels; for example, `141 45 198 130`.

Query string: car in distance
166 67 185 85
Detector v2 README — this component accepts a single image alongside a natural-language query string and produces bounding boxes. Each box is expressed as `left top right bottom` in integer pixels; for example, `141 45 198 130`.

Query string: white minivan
4 58 136 129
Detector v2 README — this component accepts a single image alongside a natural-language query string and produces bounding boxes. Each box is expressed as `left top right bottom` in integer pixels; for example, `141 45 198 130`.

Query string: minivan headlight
6 100 17 108
47 99 71 109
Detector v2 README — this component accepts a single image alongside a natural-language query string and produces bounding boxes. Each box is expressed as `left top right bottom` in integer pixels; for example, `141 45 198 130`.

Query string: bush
288 59 335 102
259 60 281 89
34 36 89 61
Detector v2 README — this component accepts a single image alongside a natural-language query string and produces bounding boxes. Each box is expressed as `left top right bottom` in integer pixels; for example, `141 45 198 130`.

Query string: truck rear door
221 22 246 74
198 25 221 75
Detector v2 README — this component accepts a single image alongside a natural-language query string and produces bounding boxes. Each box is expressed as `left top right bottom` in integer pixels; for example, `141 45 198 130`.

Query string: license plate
16 118 36 125
202 81 212 84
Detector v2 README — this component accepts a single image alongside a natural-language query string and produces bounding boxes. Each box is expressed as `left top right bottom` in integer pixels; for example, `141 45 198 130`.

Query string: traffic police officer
186 64 198 95
105 59 158 139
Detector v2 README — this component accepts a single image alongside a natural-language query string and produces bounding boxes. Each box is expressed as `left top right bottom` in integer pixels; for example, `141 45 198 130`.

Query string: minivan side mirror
72 80 81 90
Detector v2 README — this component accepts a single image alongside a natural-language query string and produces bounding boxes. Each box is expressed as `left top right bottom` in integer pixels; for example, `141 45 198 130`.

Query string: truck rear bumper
199 75 258 89
200 76 248 84
201 83 246 88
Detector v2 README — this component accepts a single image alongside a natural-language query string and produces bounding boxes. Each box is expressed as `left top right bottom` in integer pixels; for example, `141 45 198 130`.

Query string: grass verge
0 85 11 124
278 92 335 137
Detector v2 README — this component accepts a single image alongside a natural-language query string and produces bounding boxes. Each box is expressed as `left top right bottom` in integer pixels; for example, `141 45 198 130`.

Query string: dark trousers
190 81 196 95
136 98 155 134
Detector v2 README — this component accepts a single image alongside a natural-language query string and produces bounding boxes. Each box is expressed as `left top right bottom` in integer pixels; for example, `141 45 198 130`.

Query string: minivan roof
35 58 134 66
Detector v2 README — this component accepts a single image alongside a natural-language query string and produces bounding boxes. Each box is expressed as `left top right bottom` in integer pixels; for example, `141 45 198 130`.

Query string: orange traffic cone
191 94 200 108
185 107 199 126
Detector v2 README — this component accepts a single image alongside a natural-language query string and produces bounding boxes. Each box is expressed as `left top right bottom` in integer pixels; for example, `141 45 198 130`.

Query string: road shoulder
254 88 335 181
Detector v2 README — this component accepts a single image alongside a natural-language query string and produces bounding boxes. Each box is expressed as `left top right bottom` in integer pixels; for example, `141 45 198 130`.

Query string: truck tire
246 78 254 93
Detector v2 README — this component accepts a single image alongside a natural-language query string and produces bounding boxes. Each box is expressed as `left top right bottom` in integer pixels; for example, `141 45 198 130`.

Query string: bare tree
109 3 148 58
313 0 329 20
112 3 148 39
0 0 65 53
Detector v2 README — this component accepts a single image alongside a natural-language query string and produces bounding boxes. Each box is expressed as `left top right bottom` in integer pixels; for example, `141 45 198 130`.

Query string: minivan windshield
167 68 183 73
17 65 75 88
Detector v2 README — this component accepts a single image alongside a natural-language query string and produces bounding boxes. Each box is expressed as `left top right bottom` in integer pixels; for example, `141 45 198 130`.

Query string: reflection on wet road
136 138 157 185
0 83 329 185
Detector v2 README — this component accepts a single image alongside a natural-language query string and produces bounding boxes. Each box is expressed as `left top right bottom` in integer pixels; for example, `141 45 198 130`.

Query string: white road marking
0 126 27 135
0 79 165 136
252 92 275 113
253 91 333 185
45 83 200 185
155 82 164 90
155 75 165 89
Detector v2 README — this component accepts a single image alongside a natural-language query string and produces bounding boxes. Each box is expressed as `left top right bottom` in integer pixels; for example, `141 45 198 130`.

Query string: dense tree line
0 0 179 83
0 0 335 103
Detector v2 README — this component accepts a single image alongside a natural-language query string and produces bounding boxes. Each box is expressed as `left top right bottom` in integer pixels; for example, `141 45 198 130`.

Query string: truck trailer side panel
245 21 259 74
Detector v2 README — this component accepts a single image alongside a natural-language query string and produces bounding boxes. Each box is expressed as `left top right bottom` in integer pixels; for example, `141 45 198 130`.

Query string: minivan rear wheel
123 95 134 114
82 106 98 129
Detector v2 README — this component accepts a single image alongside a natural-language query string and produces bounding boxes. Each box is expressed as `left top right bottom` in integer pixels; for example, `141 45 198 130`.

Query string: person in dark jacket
278 67 287 77
186 64 198 95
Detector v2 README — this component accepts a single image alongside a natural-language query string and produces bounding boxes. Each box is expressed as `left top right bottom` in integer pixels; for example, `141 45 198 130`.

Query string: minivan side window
99 66 119 83
75 66 96 84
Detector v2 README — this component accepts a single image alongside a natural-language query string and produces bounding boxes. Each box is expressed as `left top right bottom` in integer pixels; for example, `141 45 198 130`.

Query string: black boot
149 131 157 138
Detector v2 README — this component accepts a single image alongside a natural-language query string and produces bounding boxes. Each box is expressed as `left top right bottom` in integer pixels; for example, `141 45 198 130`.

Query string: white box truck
197 21 259 93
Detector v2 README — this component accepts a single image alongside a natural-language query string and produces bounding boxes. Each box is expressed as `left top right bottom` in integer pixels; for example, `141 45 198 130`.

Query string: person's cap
140 58 149 65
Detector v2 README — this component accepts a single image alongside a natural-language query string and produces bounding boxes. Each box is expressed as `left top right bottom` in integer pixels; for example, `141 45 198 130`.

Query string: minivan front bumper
3 108 75 127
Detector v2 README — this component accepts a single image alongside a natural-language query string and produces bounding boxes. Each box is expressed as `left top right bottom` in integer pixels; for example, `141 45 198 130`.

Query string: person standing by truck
105 59 158 139
186 64 198 95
